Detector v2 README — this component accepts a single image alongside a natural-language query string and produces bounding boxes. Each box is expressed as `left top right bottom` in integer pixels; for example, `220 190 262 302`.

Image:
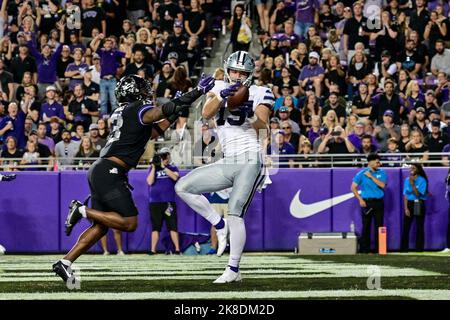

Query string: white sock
79 206 87 218
227 215 246 269
60 259 72 266
177 191 221 225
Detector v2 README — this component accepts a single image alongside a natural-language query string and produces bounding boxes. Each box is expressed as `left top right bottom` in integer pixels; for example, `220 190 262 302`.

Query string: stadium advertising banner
0 168 448 252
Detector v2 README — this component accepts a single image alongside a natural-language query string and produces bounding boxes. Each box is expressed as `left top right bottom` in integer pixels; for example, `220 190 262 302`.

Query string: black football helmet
115 74 153 103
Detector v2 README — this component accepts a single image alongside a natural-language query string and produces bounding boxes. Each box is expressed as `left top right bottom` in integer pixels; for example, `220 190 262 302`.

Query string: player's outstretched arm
202 93 222 119
150 119 172 140
142 74 215 125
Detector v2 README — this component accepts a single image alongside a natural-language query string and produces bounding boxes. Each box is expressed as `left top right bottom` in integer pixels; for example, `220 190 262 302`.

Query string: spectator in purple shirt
36 122 55 154
40 86 65 124
294 0 319 39
298 51 325 97
146 147 181 255
267 129 296 168
283 21 301 49
348 120 379 152
64 48 89 90
26 34 63 101
0 102 26 149
90 34 125 116
307 115 321 145
404 80 425 123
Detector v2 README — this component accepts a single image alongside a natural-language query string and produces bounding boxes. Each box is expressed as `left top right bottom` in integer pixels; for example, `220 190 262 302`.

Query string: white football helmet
224 51 255 87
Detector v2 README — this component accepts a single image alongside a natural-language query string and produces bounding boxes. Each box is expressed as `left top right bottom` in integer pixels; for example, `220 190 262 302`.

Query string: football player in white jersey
176 51 274 283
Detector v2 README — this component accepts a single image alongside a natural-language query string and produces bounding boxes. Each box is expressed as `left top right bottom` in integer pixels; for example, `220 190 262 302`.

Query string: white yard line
1 290 450 300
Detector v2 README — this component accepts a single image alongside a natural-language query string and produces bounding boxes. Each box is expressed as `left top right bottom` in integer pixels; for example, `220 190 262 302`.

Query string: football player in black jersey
52 74 215 283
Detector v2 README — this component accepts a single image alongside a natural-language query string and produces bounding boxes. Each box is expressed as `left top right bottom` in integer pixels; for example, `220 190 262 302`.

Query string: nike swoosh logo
289 190 355 219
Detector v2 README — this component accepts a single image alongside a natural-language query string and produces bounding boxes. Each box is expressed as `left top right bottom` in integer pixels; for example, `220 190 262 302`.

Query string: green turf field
0 253 449 300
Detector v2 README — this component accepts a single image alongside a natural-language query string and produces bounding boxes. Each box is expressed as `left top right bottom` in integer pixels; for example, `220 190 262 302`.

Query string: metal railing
1 152 449 171
263 152 450 168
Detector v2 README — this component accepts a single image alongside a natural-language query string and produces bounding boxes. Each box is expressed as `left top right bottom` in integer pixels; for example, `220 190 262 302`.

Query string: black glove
161 76 214 119
166 105 188 124
0 174 16 182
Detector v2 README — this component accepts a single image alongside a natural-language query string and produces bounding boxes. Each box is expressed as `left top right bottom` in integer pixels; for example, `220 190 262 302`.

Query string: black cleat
52 260 72 283
65 200 83 236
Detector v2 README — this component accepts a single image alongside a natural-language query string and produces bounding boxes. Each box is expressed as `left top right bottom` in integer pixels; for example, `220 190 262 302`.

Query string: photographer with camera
317 126 356 167
146 147 181 255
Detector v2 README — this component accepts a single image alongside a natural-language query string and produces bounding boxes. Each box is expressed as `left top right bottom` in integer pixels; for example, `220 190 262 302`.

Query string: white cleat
439 248 450 253
102 251 110 256
117 251 125 256
213 267 242 284
216 219 229 257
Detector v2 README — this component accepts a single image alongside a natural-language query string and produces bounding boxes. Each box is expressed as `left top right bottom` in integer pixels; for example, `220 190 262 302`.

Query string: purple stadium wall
0 168 448 253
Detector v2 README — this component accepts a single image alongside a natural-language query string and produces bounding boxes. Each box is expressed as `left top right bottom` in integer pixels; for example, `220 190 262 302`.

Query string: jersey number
106 109 124 146
217 101 253 126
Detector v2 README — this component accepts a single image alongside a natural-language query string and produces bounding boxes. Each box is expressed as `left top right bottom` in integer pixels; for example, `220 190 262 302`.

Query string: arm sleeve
58 105 66 120
343 19 351 36
416 177 427 196
387 63 397 75
288 144 296 154
259 88 275 110
431 56 437 71
51 42 64 63
380 171 388 184
55 144 61 157
171 88 203 105
371 94 381 106
403 179 408 196
99 8 106 20
27 40 42 61
353 171 362 185
137 103 154 126
298 67 306 81
116 50 126 59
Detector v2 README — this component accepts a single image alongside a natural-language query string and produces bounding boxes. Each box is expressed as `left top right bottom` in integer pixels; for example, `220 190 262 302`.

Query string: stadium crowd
247 0 450 167
0 0 222 170
0 0 449 170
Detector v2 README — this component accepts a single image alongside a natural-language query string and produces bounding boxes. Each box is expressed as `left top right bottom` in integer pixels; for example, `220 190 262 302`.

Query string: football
227 84 249 109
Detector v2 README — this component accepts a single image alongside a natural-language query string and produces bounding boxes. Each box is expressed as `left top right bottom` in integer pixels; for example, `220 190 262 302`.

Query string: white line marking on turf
2 290 450 300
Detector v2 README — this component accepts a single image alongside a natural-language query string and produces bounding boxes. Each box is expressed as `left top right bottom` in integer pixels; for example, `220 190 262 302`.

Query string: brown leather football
227 85 249 109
